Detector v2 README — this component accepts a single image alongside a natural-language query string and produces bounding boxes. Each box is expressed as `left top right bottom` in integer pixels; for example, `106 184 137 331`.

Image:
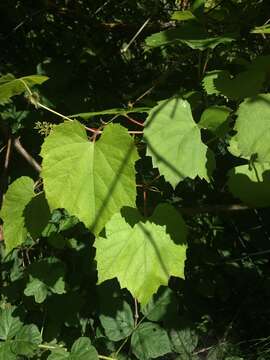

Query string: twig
124 114 144 127
134 298 139 327
178 203 251 215
14 138 41 173
121 18 151 53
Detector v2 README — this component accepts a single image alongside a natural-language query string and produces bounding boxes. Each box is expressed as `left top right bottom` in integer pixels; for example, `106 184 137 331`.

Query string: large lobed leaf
94 207 187 304
40 121 138 235
144 97 214 188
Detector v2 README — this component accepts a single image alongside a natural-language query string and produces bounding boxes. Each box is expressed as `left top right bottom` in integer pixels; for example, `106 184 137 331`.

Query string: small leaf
24 258 66 303
48 348 69 360
144 97 214 188
0 74 48 104
170 328 198 355
70 337 98 360
94 209 187 304
0 307 23 340
131 322 171 360
99 300 134 341
227 163 270 207
228 94 270 163
41 121 138 235
171 10 196 21
199 106 231 136
24 278 49 303
0 177 34 253
141 287 177 322
11 324 42 357
251 24 270 34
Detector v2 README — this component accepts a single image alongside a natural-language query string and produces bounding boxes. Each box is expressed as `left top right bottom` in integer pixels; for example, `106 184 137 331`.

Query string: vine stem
20 79 143 135
38 344 116 360
38 103 143 135
98 356 117 360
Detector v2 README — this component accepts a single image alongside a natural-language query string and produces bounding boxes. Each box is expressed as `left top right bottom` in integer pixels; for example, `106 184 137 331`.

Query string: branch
14 138 41 173
179 203 251 215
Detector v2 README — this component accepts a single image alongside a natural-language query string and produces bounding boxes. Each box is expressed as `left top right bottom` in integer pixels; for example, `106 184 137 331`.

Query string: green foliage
227 163 270 207
48 337 98 360
131 322 171 360
145 22 235 50
229 94 270 163
202 70 265 99
0 177 35 253
94 208 186 304
0 0 270 359
40 121 138 235
144 97 214 187
0 74 48 104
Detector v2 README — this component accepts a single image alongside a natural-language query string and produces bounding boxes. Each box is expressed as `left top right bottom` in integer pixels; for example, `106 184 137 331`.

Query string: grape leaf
0 307 23 341
94 208 187 304
10 325 42 357
199 106 231 136
0 342 17 360
131 323 171 360
202 70 265 100
70 337 98 360
150 203 187 245
228 94 270 163
144 97 214 188
99 300 134 341
0 74 48 104
171 10 196 21
141 287 177 322
145 22 235 50
227 163 270 207
170 328 198 355
0 177 34 253
48 338 98 360
24 257 66 303
40 121 138 235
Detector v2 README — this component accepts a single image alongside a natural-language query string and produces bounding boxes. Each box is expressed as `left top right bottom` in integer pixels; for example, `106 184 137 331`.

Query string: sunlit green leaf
40 121 138 235
0 177 34 253
144 97 214 188
0 74 48 104
229 94 270 162
199 106 231 136
94 208 187 304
